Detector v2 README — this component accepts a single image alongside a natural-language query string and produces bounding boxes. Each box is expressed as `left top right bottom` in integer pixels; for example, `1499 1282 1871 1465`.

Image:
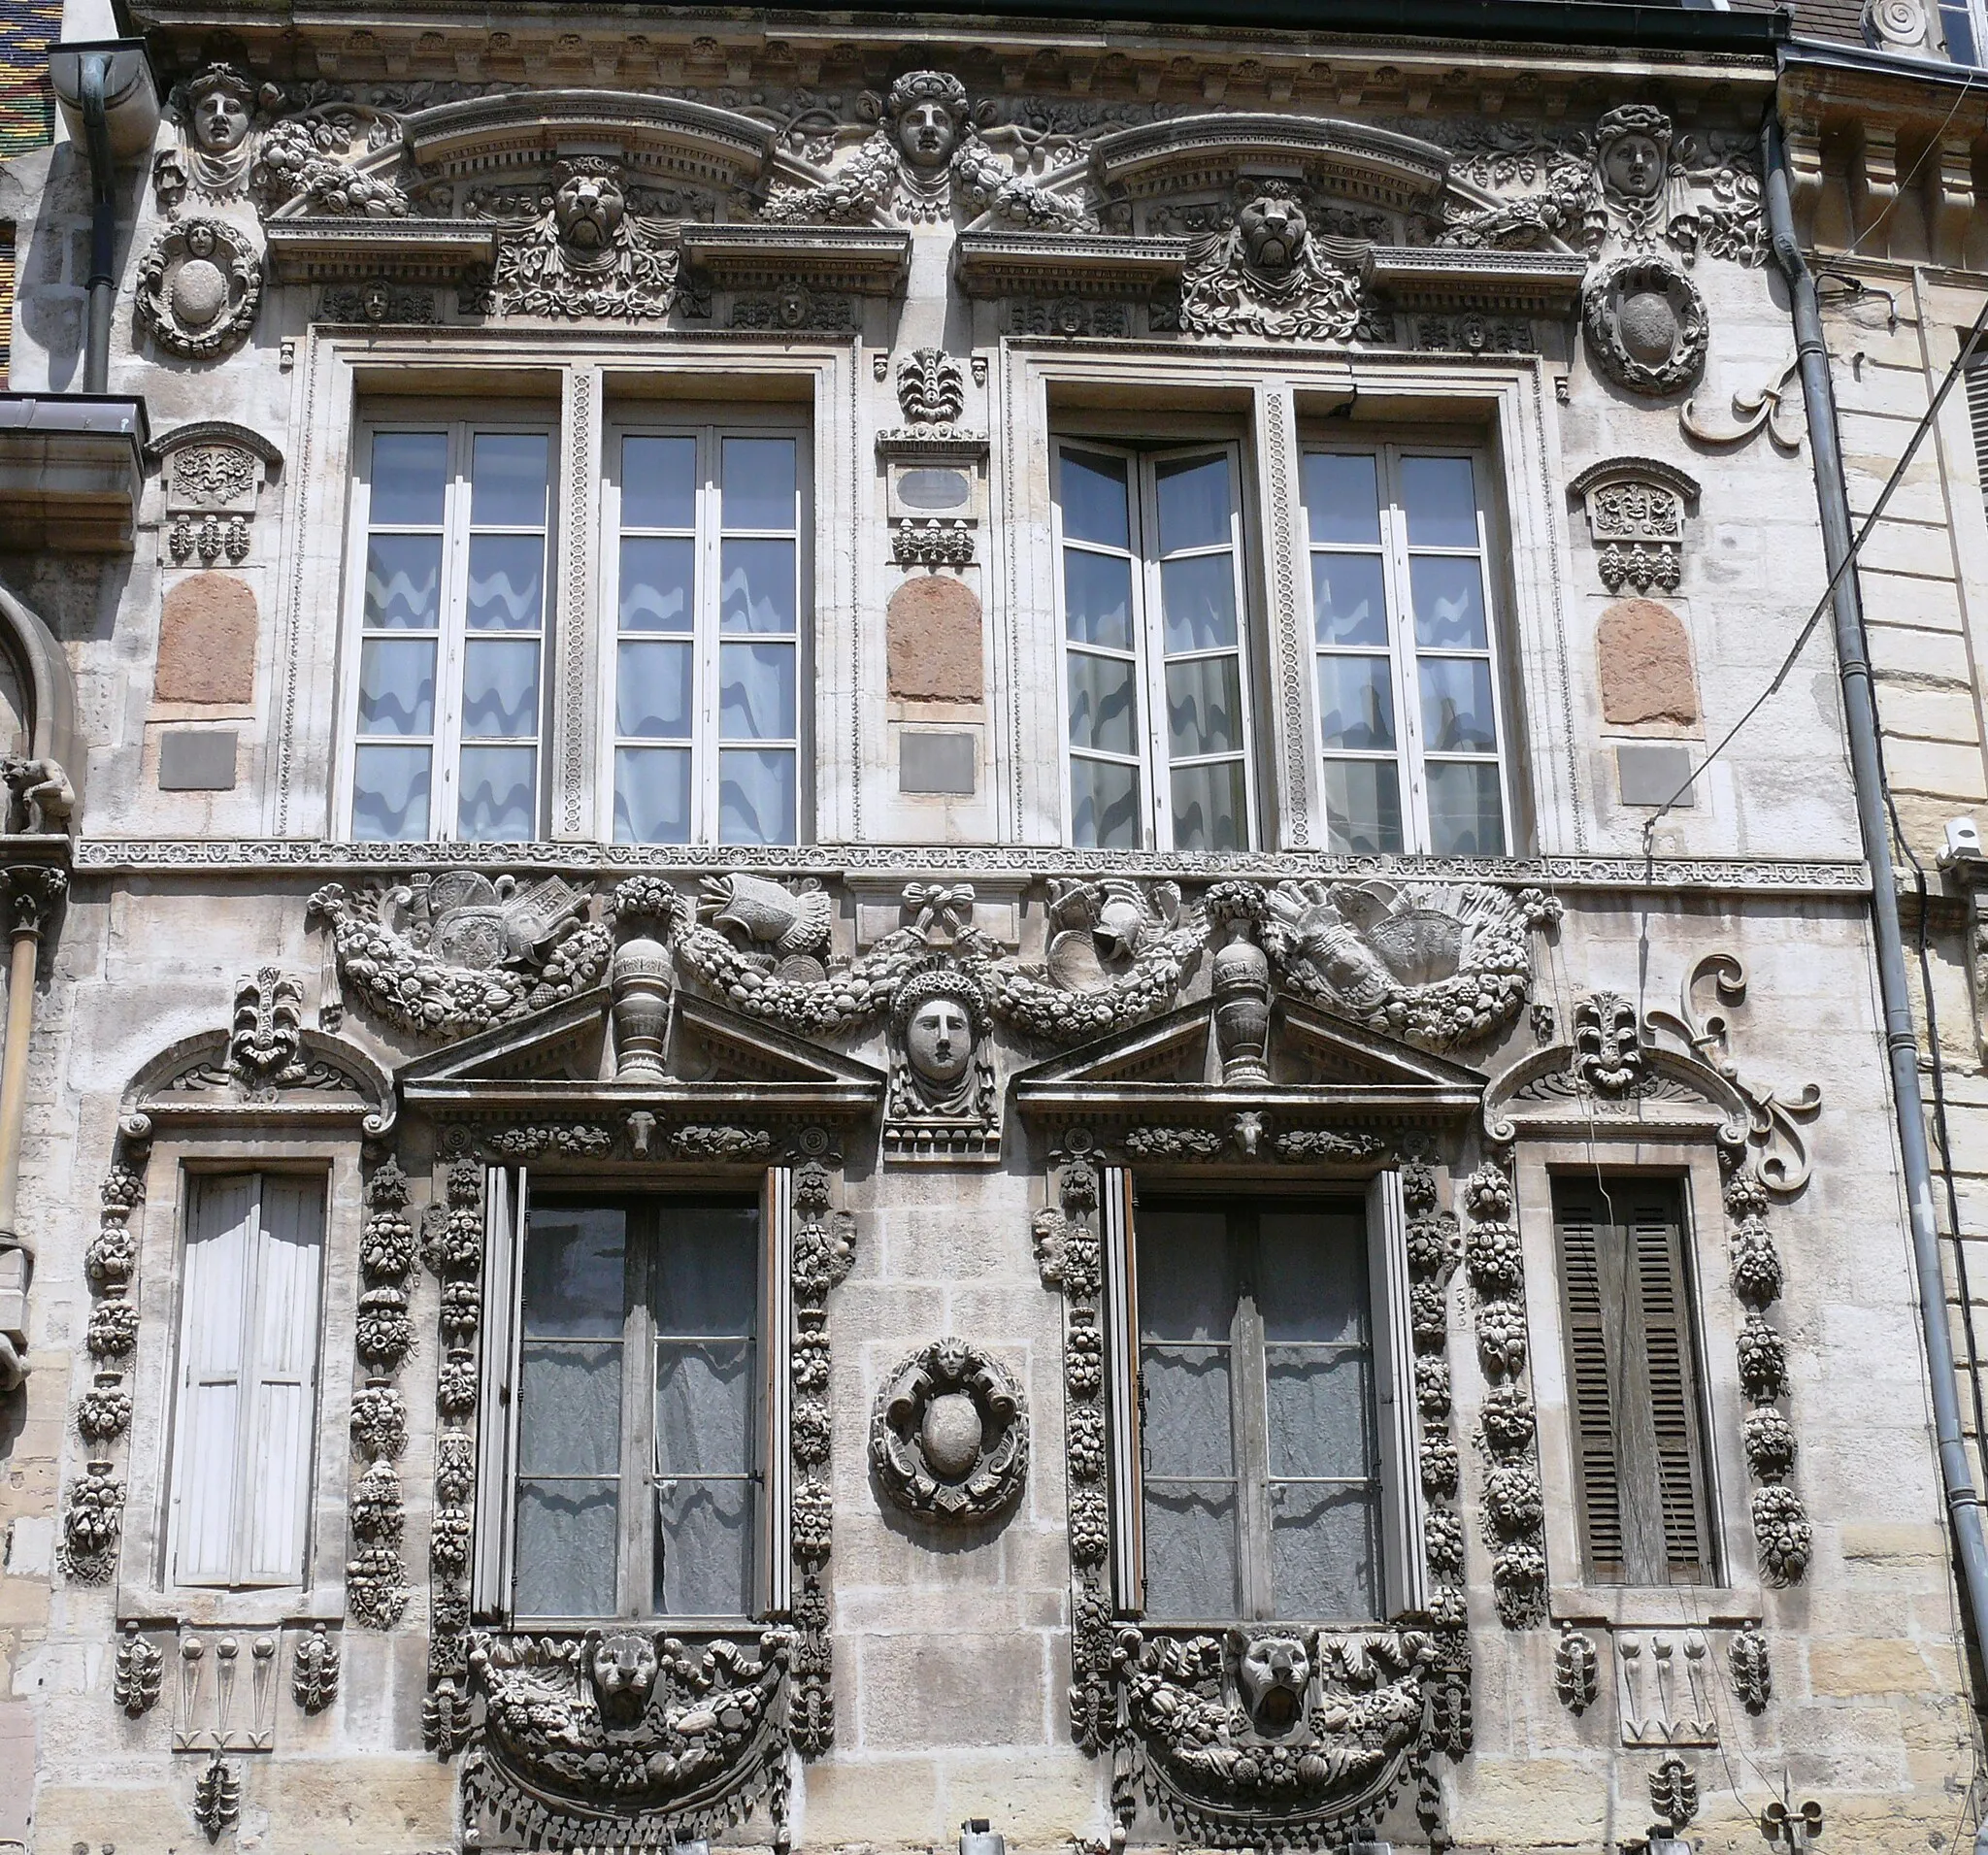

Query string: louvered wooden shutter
1967 358 1988 507
1554 1188 1627 1581
1629 1194 1711 1582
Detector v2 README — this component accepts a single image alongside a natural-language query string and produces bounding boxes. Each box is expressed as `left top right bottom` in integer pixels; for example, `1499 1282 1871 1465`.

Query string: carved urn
611 936 673 1081
1211 922 1273 1084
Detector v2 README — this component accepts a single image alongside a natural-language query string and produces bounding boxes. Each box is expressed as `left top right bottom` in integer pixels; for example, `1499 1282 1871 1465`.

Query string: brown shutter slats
1555 1196 1627 1581
1631 1201 1712 1582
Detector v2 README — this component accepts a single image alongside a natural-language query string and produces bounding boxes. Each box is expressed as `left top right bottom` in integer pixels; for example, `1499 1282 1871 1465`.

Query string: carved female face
906 996 973 1086
1602 131 1665 200
896 100 959 170
193 90 250 152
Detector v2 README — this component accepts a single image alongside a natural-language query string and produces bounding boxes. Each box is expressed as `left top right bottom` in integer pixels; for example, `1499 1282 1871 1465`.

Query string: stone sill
0 393 149 554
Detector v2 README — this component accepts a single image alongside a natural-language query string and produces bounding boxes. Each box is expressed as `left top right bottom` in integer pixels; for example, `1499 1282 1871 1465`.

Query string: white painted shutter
240 1176 325 1584
759 1166 793 1618
473 1165 526 1620
1368 1169 1427 1616
173 1175 256 1586
1101 1165 1143 1615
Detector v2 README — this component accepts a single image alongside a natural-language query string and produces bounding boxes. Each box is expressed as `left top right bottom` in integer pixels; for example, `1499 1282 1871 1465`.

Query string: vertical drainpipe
78 50 115 395
1763 110 1988 1812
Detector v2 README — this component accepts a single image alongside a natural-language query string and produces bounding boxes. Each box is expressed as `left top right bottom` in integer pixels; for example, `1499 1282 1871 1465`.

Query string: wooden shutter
758 1166 794 1618
1367 1170 1426 1616
471 1166 525 1619
1554 1186 1627 1581
1966 358 1988 514
1101 1165 1143 1614
172 1175 256 1585
1629 1193 1712 1582
240 1176 324 1584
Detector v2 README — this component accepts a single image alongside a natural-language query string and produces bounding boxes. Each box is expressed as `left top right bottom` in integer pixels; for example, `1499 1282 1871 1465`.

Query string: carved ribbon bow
905 882 977 940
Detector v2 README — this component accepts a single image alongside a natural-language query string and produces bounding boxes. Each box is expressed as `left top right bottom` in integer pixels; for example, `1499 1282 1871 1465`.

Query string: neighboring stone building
0 2 1978 1852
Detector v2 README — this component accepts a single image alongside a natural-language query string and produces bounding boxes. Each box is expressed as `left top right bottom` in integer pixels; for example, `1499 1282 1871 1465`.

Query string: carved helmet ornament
870 1336 1028 1522
1582 256 1708 398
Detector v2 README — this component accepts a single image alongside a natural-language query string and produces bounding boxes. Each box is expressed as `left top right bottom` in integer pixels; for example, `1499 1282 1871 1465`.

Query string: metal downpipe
79 51 115 396
1762 115 1988 1827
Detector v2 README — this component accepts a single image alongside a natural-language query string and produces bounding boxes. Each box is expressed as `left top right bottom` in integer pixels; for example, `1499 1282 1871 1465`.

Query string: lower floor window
514 1194 760 1619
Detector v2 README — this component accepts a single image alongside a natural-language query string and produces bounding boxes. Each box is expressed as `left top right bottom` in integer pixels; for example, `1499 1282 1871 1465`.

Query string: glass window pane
719 747 797 845
1316 657 1395 752
1302 452 1381 547
1270 1481 1377 1620
1059 450 1130 549
1419 657 1498 752
1409 555 1488 650
1425 759 1507 856
1067 651 1138 757
719 642 797 741
720 539 797 634
364 534 443 631
357 637 436 738
1159 554 1238 654
1142 1349 1235 1475
1154 453 1231 554
461 638 541 740
617 640 694 741
1070 755 1140 849
1940 1 1980 62
619 537 695 633
466 534 546 632
524 1206 627 1337
614 746 691 845
370 432 447 527
351 745 430 842
1321 759 1404 855
655 1342 753 1476
1138 1210 1232 1340
518 1342 623 1476
655 1477 753 1616
1401 455 1479 549
653 1205 758 1333
1142 1484 1240 1620
1257 1212 1369 1342
1063 548 1135 651
1310 553 1388 648
472 432 548 527
1170 760 1246 855
457 745 535 841
622 436 697 531
514 1479 617 1617
1166 656 1242 758
722 437 797 532
1267 1352 1373 1479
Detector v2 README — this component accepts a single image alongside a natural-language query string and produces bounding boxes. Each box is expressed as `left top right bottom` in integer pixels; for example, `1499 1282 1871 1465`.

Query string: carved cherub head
587 1628 659 1726
1595 103 1672 202
886 70 970 171
552 158 627 252
182 64 258 152
1236 183 1310 275
1228 1629 1315 1738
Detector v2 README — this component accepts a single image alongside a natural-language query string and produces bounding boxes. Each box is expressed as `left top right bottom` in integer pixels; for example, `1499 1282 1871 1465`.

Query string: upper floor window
1304 447 1509 856
603 427 803 847
1938 0 1983 62
346 422 552 843
1053 444 1256 852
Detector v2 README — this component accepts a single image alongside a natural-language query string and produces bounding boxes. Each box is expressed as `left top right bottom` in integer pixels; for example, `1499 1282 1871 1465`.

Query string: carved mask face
193 89 250 152
1603 132 1665 200
907 997 973 1086
1238 193 1309 274
933 1338 971 1383
896 100 959 170
554 173 625 251
590 1629 659 1724
184 222 215 257
1237 1635 1311 1737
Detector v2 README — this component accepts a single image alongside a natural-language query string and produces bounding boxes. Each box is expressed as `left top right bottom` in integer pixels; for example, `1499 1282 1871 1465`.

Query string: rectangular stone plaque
1615 742 1695 809
900 730 976 796
158 729 239 792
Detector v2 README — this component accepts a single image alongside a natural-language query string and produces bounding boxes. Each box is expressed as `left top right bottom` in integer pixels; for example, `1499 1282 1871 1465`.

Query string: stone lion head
1237 186 1309 275
553 162 626 252
588 1628 659 1725
1229 1629 1314 1738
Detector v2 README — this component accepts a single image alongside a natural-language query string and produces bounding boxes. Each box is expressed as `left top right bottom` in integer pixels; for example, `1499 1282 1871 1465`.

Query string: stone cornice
264 219 497 286
954 232 1192 299
679 224 911 293
1363 247 1588 314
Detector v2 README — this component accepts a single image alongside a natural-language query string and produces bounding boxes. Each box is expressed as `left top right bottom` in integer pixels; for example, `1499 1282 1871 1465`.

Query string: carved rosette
135 216 263 361
1582 257 1708 398
870 1337 1028 1522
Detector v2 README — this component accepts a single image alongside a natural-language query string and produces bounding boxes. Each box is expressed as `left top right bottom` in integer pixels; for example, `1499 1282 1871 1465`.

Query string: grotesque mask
897 99 958 170
553 166 626 253
907 996 973 1088
1238 189 1310 275
1232 1631 1314 1738
194 89 250 152
1596 105 1672 204
588 1628 659 1726
885 72 970 174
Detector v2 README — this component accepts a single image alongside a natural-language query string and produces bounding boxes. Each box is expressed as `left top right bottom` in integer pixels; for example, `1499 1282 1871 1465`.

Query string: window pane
617 641 694 740
1060 450 1130 549
1170 760 1246 854
461 639 540 739
364 534 443 631
1143 1484 1240 1619
524 1207 626 1338
514 1479 617 1617
1310 553 1388 648
1321 759 1404 855
1143 1347 1235 1475
655 1477 753 1616
1138 1210 1231 1339
1257 1212 1369 1342
471 432 548 527
614 746 691 844
519 1342 623 1476
654 1205 758 1332
622 436 697 531
457 746 536 841
466 535 546 632
719 748 797 845
1266 1352 1372 1478
1941 1 1980 62
1166 656 1242 758
1071 755 1140 848
1409 556 1488 650
722 437 797 532
619 537 695 632
1154 453 1230 554
1302 452 1381 546
720 539 797 634
1419 657 1498 752
357 638 436 738
1401 455 1479 548
1270 1481 1377 1619
371 432 447 527
719 642 797 741
1067 651 1138 757
1159 554 1238 654
655 1342 753 1475
1425 760 1507 856
1063 549 1135 650
1316 657 1395 752
351 745 431 841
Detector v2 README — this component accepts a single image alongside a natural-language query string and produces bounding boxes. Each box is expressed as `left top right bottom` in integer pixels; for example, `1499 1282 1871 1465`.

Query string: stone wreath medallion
871 1336 1029 1523
1581 255 1708 398
135 215 263 360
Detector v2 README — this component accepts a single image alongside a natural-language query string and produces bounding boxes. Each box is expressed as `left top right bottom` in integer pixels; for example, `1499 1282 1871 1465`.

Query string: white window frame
1050 440 1259 852
1301 441 1513 856
165 1169 328 1592
338 413 557 844
597 414 812 847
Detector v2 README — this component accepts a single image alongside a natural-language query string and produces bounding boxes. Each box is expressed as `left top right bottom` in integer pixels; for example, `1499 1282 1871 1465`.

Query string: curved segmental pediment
119 1025 396 1141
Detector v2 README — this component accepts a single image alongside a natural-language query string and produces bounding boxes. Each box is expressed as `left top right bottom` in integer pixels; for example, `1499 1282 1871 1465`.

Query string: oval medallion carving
871 1336 1028 1523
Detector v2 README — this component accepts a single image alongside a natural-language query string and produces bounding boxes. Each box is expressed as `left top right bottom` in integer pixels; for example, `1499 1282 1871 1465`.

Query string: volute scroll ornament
871 1336 1029 1523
